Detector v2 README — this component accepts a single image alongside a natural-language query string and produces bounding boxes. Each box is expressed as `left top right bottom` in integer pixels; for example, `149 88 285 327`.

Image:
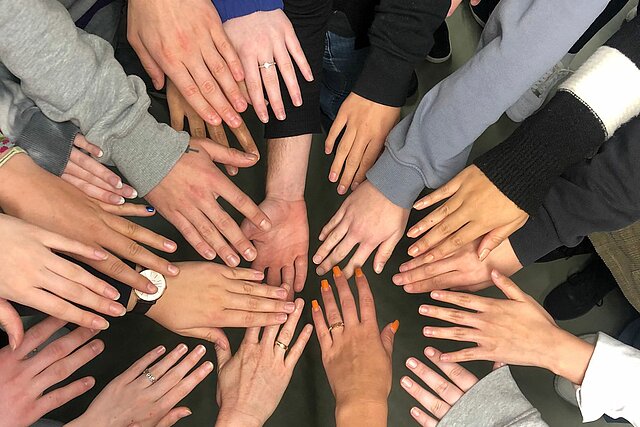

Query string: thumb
380 320 399 356
0 298 24 350
214 331 233 372
207 327 230 353
477 223 522 261
491 270 526 302
199 139 258 168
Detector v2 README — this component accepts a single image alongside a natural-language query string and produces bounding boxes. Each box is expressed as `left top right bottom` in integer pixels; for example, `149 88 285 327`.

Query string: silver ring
275 340 289 351
328 321 345 333
258 61 277 70
142 368 156 384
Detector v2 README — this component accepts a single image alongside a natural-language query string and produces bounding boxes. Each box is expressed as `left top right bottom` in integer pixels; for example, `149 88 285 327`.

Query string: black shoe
470 0 500 27
426 22 451 63
536 238 595 263
543 256 617 321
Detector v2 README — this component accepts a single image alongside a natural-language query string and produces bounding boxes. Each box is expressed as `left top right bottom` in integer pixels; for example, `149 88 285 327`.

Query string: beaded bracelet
0 146 26 168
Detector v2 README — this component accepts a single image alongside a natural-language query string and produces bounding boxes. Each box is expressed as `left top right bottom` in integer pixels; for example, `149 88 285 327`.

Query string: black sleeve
352 0 449 107
510 117 640 266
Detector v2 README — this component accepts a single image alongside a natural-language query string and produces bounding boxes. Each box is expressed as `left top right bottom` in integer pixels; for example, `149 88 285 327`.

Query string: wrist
335 398 387 427
544 329 595 384
216 408 263 427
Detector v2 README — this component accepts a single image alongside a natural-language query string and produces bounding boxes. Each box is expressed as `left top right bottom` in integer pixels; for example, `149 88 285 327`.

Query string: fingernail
168 264 180 275
391 320 400 333
105 287 120 300
312 255 322 264
293 96 302 107
254 270 265 280
117 196 125 205
110 303 126 317
226 254 240 266
163 240 177 251
114 179 123 189
235 99 247 111
204 250 216 260
97 149 104 158
276 288 288 298
332 266 342 277
277 313 288 322
156 345 166 354
413 201 424 209
374 263 384 274
329 172 338 182
431 291 440 299
243 248 256 260
312 299 320 311
90 340 103 352
440 354 451 361
411 407 421 418
352 181 359 190
408 246 419 256
425 347 436 357
392 275 403 285
8 335 16 351
204 361 214 371
276 111 286 120
406 358 418 369
316 267 325 276
399 264 408 273
355 267 363 277
92 318 109 330
423 327 433 336
178 343 188 354
259 218 271 231
245 153 259 162
196 344 206 355
83 377 96 388
419 305 429 315
129 189 138 199
284 302 296 312
184 409 193 417
145 205 155 213
479 249 490 262
321 279 330 291
425 254 435 263
147 283 158 293
94 249 109 260
260 113 269 123
401 377 413 388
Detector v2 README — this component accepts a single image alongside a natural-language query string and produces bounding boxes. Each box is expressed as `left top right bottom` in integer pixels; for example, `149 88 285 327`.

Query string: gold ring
275 340 289 351
142 368 156 384
328 321 345 332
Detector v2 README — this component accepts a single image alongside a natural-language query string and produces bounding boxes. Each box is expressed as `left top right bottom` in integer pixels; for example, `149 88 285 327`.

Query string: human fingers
407 198 463 240
353 268 377 323
119 345 167 384
260 56 285 120
273 43 302 107
405 356 463 405
380 320 399 356
372 235 400 274
477 222 526 262
198 139 259 168
221 310 288 328
403 272 472 294
421 225 488 264
331 266 358 325
167 83 187 132
140 344 189 387
225 292 295 315
16 317 67 359
293 256 307 293
29 290 110 332
107 215 178 254
329 127 357 194
407 209 467 259
186 110 207 139
419 305 479 329
230 121 259 158
318 207 346 242
36 376 96 416
424 347 478 392
325 112 347 156
80 254 158 295
422 325 482 345
0 298 24 350
400 375 451 420
284 323 313 370
200 202 256 264
226 280 288 300
337 134 369 194
47 254 119 300
242 56 269 123
284 26 313 82
314 225 352 275
37 227 108 261
273 298 305 358
393 255 458 287
413 176 463 211
72 135 103 158
36 339 104 391
207 124 237 175
151 344 207 398
169 64 221 126
30 328 100 376
169 210 217 260
211 19 245 82
430 289 492 312
131 38 165 90
351 142 380 190
408 406 438 427
156 408 193 427
311 298 331 352
212 177 270 233
343 243 375 278
189 57 241 128
61 174 126 205
491 270 528 302
319 280 344 337
266 267 283 288
156 361 213 419
97 202 157 217
68 149 134 196
201 42 247 115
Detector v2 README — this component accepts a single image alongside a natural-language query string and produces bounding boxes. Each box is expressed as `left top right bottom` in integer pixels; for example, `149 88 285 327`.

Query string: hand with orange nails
215 298 313 427
401 347 480 426
69 343 214 427
311 267 398 426
314 181 410 278
0 317 103 427
419 270 595 385
392 238 522 294
407 165 527 265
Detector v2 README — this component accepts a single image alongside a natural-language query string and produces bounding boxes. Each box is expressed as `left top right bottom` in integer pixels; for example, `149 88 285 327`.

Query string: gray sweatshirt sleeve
366 0 609 208
510 117 640 266
0 0 189 195
438 367 548 427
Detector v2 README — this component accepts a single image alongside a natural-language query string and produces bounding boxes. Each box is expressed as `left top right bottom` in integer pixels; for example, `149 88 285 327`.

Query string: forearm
265 135 311 201
543 329 595 385
335 401 387 427
367 0 609 208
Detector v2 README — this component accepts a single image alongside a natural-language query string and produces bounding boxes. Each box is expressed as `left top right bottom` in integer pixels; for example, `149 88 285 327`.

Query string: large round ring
274 340 289 351
258 61 277 70
328 321 345 333
142 368 156 384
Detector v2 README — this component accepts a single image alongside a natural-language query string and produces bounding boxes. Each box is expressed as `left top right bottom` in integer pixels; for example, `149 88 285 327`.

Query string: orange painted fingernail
312 300 320 311
332 266 342 277
355 267 363 277
391 320 400 333
321 279 330 291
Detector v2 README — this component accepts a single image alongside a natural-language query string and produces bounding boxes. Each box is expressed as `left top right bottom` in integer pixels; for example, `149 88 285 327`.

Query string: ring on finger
275 340 289 351
258 61 277 70
142 368 156 384
328 321 345 333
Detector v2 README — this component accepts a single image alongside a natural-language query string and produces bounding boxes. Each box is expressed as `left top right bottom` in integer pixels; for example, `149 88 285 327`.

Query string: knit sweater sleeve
474 17 640 215
351 0 449 107
0 0 189 196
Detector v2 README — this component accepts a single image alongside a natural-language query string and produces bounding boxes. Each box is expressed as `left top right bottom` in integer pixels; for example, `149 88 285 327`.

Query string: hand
326 93 400 194
421 270 595 384
314 181 409 277
401 347 479 426
311 267 397 425
392 238 523 294
70 343 214 427
127 0 247 127
146 139 269 265
166 79 259 176
215 298 313 427
0 317 102 427
241 198 309 292
0 153 178 294
223 9 313 123
146 262 296 346
0 214 124 345
407 165 528 264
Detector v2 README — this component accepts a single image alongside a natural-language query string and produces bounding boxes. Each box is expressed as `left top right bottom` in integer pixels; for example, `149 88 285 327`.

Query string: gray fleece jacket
366 0 610 208
0 0 189 195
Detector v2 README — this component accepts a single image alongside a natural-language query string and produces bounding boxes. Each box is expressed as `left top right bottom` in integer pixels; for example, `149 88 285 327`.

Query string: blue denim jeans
320 31 368 129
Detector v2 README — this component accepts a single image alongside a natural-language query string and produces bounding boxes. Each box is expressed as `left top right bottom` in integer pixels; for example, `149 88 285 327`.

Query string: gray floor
52 3 638 426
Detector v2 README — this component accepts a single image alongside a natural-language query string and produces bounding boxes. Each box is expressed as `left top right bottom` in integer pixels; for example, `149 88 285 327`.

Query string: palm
242 198 309 291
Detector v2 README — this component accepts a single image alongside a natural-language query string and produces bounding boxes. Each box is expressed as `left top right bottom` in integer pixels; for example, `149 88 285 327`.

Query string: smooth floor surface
52 3 638 426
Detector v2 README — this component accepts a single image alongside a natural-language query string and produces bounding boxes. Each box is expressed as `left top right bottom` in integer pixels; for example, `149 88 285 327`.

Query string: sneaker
426 22 451 64
536 238 595 263
543 256 617 321
469 0 499 27
506 55 574 122
554 333 598 406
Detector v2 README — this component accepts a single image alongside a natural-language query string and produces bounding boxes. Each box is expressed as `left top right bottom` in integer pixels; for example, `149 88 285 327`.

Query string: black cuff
15 111 78 176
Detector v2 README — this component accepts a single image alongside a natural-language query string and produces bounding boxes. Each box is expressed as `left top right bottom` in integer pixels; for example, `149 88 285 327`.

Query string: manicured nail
129 189 138 199
156 345 166 354
423 327 433 336
374 263 384 274
411 407 421 418
419 305 429 315
332 266 342 277
401 377 413 389
276 111 286 120
204 250 216 260
110 194 124 205
92 318 109 330
392 275 403 285
276 313 288 322
312 299 320 311
110 303 126 317
177 343 188 354
114 179 123 189
329 172 338 182
204 361 214 371
97 149 104 158
104 287 120 301
260 113 269 123
259 218 271 231
94 249 109 260
391 320 400 333
284 302 296 312
337 185 346 195
406 358 418 369
168 264 179 275
408 246 419 256
147 283 158 294
479 249 490 262
313 255 322 264
145 205 155 213
163 240 177 251
196 344 206 355
425 347 436 357
413 200 424 209
355 267 363 277
321 279 330 291
293 96 302 107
